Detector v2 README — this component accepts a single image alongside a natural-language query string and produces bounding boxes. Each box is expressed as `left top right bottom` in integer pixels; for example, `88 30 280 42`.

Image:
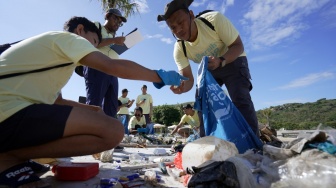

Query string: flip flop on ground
0 162 50 188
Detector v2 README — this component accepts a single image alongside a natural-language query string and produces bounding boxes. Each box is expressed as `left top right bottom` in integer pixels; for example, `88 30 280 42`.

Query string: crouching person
0 16 187 187
128 107 147 135
171 104 200 138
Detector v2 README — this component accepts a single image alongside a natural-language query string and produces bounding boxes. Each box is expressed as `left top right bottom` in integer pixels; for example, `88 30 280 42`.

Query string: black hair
63 16 102 43
134 107 143 114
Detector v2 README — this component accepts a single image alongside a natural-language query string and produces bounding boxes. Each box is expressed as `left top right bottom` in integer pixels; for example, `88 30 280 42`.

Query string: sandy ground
40 147 184 188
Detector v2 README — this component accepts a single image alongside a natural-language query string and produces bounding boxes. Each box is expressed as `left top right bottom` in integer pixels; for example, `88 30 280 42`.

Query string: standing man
136 85 153 125
117 88 135 133
83 8 127 118
157 0 259 136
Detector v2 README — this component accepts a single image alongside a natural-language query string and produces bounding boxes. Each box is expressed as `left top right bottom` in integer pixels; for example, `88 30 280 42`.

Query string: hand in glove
153 69 189 89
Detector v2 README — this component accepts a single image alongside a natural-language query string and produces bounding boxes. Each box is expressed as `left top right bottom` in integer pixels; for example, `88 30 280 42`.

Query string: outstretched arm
80 51 162 83
170 65 194 94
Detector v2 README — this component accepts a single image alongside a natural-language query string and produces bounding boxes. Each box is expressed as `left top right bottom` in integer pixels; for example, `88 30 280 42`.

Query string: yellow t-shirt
0 31 99 122
136 94 153 114
117 96 129 114
95 22 119 59
174 11 246 70
180 110 200 128
128 116 146 129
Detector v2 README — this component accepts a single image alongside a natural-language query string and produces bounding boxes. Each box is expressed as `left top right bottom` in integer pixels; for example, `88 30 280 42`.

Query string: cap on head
122 88 129 93
142 85 147 89
183 104 193 109
157 0 194 22
106 8 127 22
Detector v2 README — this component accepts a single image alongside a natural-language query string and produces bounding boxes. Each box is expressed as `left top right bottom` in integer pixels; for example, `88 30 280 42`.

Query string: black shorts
0 104 72 153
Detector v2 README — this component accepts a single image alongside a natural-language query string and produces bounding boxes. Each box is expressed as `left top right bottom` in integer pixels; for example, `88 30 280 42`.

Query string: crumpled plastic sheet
273 149 336 188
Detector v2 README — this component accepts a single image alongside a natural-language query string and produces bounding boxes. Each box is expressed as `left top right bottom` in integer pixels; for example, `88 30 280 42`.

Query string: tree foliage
94 0 139 17
152 104 182 127
256 98 336 130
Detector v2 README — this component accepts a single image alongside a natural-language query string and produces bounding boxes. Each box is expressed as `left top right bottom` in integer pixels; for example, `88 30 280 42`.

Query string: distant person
157 0 259 136
0 16 186 187
83 8 127 118
128 107 147 135
171 104 200 138
117 88 135 131
136 85 153 124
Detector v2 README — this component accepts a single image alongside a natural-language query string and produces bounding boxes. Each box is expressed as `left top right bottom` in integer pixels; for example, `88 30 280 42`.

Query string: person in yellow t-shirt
157 0 259 137
0 16 187 188
128 107 147 135
171 104 200 138
136 85 153 125
83 8 127 118
117 88 135 130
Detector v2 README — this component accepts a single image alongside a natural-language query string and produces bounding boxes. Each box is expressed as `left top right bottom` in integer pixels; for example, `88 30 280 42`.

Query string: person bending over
171 104 200 138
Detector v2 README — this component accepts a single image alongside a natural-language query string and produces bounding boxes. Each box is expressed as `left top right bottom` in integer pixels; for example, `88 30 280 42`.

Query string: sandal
0 163 50 188
26 160 50 175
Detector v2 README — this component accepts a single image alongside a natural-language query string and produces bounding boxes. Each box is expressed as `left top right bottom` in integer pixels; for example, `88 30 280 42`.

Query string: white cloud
133 0 149 14
275 71 334 90
145 34 162 39
158 22 168 29
242 0 330 50
206 2 216 11
145 34 173 44
161 37 173 44
191 0 207 7
248 53 282 63
320 3 336 28
204 0 234 14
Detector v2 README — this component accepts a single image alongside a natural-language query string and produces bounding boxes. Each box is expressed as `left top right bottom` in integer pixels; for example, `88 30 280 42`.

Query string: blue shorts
0 104 72 152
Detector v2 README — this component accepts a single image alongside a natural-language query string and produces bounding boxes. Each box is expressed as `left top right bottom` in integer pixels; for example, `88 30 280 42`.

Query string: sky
1 0 336 112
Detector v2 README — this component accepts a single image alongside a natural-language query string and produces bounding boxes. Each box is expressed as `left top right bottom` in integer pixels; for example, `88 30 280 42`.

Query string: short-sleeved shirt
117 96 129 114
128 116 146 129
94 22 119 59
179 110 200 128
174 11 246 70
0 31 99 122
136 94 153 114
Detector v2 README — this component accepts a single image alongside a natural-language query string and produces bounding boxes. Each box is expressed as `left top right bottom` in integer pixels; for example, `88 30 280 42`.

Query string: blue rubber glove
153 69 189 89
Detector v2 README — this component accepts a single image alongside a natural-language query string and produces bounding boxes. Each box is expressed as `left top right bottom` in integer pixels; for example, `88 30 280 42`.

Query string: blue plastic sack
194 56 263 153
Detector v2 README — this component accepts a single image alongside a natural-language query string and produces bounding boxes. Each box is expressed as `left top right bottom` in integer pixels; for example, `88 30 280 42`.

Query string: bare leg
0 106 124 172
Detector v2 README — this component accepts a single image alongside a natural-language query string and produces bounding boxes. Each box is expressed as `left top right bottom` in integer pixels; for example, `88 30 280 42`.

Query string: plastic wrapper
273 149 336 188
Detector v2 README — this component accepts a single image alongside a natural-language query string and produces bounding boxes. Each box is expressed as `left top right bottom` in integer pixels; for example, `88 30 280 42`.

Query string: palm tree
94 0 139 18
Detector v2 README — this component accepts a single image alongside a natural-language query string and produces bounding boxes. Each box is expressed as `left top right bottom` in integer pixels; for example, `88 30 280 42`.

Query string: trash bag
194 56 263 153
187 160 240 188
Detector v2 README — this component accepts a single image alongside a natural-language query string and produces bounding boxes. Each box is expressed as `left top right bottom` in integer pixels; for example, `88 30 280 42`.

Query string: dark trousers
143 114 151 125
83 67 119 118
200 56 259 136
